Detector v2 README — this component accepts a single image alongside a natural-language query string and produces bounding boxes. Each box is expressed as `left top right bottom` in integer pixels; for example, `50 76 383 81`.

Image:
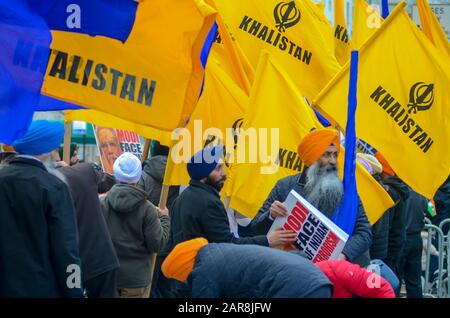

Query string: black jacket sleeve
47 183 84 298
201 200 269 246
342 199 373 262
246 180 285 236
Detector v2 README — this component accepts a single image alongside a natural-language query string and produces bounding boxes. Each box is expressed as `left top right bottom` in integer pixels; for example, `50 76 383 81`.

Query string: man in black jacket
58 161 120 298
247 129 372 267
398 190 426 298
0 120 83 298
375 153 410 286
170 145 297 248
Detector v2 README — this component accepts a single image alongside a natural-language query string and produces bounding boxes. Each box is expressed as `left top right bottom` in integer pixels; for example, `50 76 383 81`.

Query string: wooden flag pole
142 138 151 162
148 139 175 297
63 121 72 164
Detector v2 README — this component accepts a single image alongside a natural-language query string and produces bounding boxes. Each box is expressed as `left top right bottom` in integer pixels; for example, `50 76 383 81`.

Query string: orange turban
297 128 340 166
375 152 395 176
161 238 208 282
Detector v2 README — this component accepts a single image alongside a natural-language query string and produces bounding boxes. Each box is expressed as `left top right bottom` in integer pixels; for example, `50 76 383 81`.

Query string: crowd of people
0 120 447 298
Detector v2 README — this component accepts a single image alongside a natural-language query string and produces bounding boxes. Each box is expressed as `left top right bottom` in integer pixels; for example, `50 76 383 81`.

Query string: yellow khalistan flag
41 0 216 131
417 0 450 57
64 110 172 147
352 0 383 49
229 51 393 224
207 0 341 101
314 2 450 199
334 0 351 65
163 57 248 187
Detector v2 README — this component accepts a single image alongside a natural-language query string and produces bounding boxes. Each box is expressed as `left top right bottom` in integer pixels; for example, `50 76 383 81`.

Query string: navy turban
187 145 224 181
13 120 65 155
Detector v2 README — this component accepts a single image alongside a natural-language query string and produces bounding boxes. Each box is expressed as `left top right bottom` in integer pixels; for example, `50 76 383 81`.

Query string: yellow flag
211 15 255 94
352 0 383 49
334 0 351 65
314 2 450 199
42 0 216 131
64 110 172 147
229 51 393 223
163 58 248 187
417 0 450 57
207 0 341 101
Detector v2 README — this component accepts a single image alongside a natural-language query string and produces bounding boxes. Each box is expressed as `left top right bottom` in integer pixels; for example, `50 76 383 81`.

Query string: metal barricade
423 223 445 297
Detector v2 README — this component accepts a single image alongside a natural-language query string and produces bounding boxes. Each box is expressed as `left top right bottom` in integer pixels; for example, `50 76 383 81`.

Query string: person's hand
55 160 68 167
156 206 169 217
338 253 347 261
269 200 289 219
267 227 297 247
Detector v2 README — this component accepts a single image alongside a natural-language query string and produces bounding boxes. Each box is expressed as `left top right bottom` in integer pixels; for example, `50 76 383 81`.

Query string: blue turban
13 120 65 155
187 145 224 181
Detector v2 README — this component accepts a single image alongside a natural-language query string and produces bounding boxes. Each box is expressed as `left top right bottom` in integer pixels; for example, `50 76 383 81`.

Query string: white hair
304 161 343 217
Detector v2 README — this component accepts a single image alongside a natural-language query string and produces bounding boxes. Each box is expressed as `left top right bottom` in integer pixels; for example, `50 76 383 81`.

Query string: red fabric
316 260 395 298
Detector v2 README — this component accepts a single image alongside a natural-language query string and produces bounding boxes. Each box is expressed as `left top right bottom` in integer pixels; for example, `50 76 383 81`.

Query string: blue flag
331 51 359 236
27 0 138 43
0 0 51 144
381 0 390 19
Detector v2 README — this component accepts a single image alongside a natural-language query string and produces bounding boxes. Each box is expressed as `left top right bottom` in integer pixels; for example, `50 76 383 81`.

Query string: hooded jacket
138 156 179 208
189 243 333 298
101 184 170 288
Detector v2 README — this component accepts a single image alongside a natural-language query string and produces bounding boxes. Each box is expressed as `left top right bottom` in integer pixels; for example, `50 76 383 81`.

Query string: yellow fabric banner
208 0 341 101
352 0 383 49
229 51 393 224
417 0 450 57
334 0 351 65
163 57 248 187
42 0 216 131
314 3 450 199
64 110 172 147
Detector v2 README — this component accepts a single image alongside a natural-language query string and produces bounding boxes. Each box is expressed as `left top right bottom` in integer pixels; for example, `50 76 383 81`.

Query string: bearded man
0 120 83 297
248 128 372 266
169 145 297 248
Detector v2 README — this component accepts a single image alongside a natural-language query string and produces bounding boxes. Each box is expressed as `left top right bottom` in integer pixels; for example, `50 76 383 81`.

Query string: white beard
41 156 68 185
304 162 343 217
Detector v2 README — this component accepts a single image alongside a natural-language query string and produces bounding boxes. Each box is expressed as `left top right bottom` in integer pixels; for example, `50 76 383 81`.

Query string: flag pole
63 121 72 164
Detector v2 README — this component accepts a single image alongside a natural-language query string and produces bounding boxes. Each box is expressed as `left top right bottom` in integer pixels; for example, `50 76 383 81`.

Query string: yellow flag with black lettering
163 57 248 187
334 0 351 65
229 51 393 223
314 3 450 199
41 0 216 131
64 110 172 147
207 0 341 101
417 0 450 57
352 0 383 49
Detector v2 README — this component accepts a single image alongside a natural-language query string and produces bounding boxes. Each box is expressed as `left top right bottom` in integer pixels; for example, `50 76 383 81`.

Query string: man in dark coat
169 145 296 247
397 190 426 298
374 153 410 284
169 145 297 297
58 162 120 298
138 140 180 298
0 120 83 298
102 152 170 298
139 140 179 208
162 238 333 298
247 129 372 267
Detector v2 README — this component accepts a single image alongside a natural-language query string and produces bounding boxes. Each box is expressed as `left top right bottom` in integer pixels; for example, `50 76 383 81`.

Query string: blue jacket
244 171 372 267
189 243 333 298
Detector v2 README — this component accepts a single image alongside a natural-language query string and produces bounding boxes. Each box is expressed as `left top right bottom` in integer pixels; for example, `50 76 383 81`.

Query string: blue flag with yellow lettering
331 51 359 236
0 0 51 144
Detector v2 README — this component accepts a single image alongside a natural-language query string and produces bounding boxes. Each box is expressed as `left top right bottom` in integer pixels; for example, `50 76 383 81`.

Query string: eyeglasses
321 151 338 160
